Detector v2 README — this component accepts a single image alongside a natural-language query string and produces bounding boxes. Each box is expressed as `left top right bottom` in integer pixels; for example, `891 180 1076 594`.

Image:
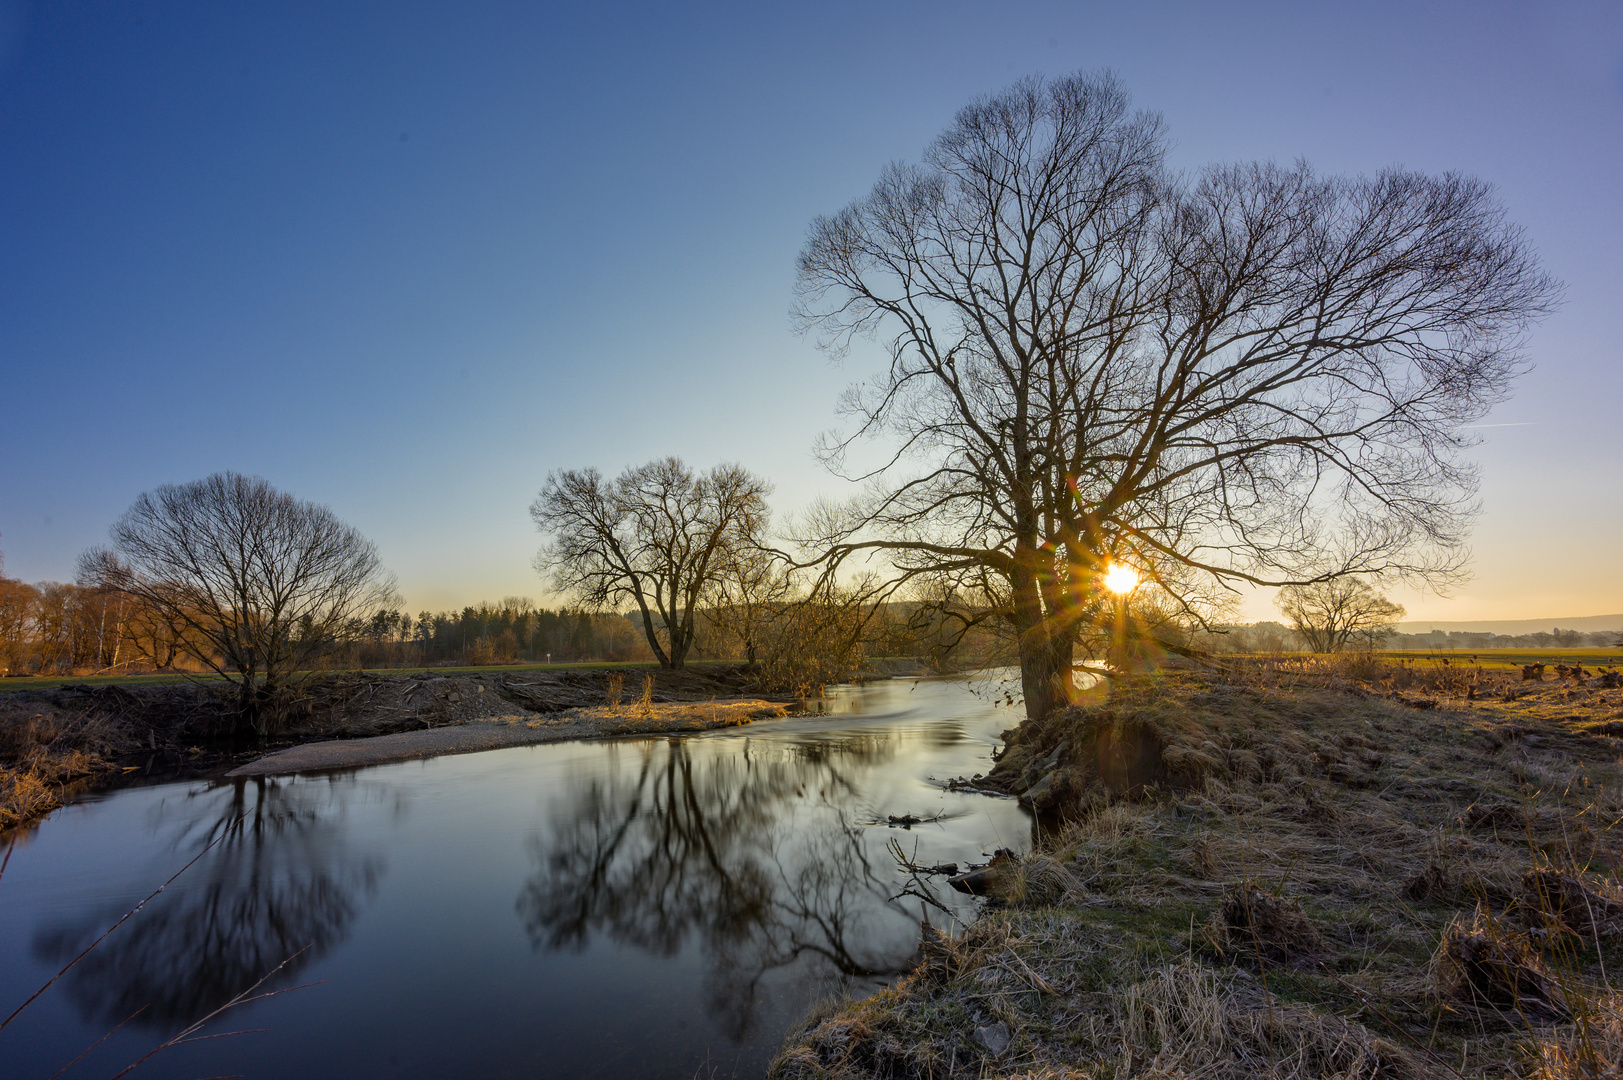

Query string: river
0 675 1033 1079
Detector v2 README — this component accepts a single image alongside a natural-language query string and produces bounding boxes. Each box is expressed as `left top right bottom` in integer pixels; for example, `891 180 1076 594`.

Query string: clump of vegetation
1431 905 1571 1022
1211 882 1323 966
771 668 1623 1079
0 697 126 828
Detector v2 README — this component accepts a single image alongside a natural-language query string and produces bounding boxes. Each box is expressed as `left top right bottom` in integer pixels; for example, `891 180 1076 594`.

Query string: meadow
774 656 1623 1080
1380 648 1623 671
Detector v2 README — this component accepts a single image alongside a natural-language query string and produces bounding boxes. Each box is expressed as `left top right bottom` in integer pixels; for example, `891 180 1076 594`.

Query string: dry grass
0 706 122 829
1430 905 1572 1023
563 698 787 735
771 667 1623 1080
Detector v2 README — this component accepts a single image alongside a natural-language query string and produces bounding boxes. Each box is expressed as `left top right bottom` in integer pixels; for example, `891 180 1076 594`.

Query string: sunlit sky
0 1 1618 625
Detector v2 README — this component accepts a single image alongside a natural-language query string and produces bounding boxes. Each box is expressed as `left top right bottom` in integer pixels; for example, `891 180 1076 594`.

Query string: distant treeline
0 572 1008 682
1186 621 1622 654
8 568 1616 681
348 595 1011 676
0 583 689 675
1383 628 1622 650
362 601 653 667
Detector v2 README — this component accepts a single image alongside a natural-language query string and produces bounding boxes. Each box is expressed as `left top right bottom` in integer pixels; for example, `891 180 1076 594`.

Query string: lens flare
1103 563 1140 595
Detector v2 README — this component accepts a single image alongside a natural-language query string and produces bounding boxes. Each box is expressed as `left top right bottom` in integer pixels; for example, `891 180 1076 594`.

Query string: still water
0 676 1032 1079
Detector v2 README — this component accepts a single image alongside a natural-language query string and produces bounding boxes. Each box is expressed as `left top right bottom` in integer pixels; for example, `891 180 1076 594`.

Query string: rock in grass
972 1020 1010 1057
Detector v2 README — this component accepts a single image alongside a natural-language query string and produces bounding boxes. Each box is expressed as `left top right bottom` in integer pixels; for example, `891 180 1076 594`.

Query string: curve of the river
0 674 1033 1079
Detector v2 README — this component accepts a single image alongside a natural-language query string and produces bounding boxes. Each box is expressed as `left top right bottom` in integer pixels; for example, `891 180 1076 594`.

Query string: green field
1378 646 1623 670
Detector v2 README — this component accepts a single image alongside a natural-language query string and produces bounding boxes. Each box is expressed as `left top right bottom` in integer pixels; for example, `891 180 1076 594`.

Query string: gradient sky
0 1 1618 623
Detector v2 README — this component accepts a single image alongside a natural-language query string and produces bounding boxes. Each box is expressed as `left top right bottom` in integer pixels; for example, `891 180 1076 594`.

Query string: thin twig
45 1006 146 1080
107 957 318 1080
0 813 246 1032
0 832 15 887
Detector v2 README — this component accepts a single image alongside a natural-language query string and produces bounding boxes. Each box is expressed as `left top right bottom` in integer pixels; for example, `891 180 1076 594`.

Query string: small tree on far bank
110 472 397 732
1276 578 1406 653
530 458 771 669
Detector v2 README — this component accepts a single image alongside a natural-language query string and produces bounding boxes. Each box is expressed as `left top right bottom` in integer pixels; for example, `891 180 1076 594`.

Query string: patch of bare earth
771 663 1623 1080
225 699 790 776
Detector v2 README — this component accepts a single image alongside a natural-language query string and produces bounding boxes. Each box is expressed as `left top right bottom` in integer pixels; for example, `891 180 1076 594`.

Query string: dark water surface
0 676 1033 1079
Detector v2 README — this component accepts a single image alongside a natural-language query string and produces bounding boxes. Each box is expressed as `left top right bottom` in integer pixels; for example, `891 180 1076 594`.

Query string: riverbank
772 659 1623 1079
0 664 790 828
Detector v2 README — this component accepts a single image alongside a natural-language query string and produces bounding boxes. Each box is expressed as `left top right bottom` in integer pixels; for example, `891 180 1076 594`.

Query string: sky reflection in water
0 675 1031 1079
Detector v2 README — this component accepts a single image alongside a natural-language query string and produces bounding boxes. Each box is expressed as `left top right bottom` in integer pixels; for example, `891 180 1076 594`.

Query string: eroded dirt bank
773 661 1623 1080
1 665 790 828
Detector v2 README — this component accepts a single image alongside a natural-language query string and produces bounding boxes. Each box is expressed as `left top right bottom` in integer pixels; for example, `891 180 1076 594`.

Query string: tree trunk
236 676 260 737
1017 627 1073 721
1011 548 1074 721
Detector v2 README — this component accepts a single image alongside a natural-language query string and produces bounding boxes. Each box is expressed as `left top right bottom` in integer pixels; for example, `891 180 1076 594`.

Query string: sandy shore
225 699 790 776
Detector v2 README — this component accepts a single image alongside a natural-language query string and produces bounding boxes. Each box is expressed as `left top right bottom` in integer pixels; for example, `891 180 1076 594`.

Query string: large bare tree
531 458 770 668
110 472 397 731
795 71 1559 719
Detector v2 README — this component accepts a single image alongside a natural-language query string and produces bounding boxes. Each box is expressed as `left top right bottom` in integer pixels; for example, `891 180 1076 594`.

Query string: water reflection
32 775 382 1029
2 678 1028 1080
519 735 939 1042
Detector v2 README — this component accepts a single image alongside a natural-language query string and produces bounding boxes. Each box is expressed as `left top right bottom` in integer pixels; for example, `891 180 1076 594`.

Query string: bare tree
110 473 397 731
1276 578 1406 652
531 458 770 668
0 577 38 676
795 70 1558 719
706 545 795 665
75 547 136 671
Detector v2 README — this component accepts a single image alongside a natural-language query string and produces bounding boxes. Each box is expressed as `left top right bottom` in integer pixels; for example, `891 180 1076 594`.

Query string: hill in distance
1391 613 1623 637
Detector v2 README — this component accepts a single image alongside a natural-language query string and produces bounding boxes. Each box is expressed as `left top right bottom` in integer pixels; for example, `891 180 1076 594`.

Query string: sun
1103 563 1140 595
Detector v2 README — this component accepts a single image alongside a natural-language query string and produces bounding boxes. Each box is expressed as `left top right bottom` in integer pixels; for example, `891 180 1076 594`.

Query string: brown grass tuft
1120 962 1415 1079
1432 905 1572 1022
1531 991 1623 1079
1210 882 1322 965
1519 868 1623 941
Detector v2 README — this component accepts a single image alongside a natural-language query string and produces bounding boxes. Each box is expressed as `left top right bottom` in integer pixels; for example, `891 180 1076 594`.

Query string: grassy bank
772 659 1623 1079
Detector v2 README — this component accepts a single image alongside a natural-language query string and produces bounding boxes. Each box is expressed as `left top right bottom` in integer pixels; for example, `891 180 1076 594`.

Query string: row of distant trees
0 581 660 679
0 550 198 677
1386 628 1620 650
0 475 1009 702
1189 621 1621 654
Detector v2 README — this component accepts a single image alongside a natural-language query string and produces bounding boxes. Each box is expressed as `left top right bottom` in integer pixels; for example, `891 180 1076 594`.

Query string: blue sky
0 1 1618 622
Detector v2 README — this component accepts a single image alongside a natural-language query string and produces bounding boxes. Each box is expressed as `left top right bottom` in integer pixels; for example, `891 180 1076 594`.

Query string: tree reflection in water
518 735 937 1041
32 774 383 1029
